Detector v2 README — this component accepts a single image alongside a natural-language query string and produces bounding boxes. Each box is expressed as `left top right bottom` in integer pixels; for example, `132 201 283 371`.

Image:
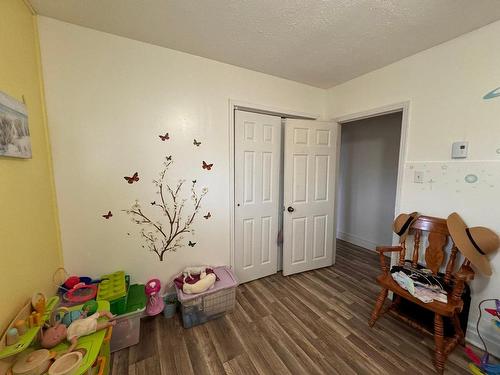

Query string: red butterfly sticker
204 212 211 219
159 133 170 141
102 211 113 219
124 172 139 184
202 161 213 171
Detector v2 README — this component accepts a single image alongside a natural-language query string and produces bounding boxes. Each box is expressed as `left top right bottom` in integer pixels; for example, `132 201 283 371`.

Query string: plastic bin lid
176 266 238 303
125 284 146 313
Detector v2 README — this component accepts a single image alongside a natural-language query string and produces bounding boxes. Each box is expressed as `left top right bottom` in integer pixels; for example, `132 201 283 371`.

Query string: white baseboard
337 231 378 251
466 321 500 358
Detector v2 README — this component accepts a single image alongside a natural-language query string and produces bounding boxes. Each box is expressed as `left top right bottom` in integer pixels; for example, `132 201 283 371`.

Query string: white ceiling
30 0 500 88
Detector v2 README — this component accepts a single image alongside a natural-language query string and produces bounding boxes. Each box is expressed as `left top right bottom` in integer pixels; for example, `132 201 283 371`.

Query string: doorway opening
335 109 405 253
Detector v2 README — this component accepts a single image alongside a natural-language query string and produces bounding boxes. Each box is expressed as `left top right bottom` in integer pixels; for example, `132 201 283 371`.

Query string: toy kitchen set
0 269 146 375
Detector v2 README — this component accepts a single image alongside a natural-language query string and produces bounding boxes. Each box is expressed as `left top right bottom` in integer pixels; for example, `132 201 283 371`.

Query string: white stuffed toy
181 266 217 294
183 265 210 279
183 273 216 294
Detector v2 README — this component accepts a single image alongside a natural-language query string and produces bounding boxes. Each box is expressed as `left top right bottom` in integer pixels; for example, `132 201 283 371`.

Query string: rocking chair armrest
376 246 403 275
450 266 475 303
454 267 475 282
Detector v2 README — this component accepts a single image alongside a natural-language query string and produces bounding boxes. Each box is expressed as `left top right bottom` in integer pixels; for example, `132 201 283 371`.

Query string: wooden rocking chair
368 215 475 374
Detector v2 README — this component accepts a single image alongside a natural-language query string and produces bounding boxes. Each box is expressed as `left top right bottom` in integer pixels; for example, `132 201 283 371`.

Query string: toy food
6 328 19 346
14 320 27 335
48 351 83 375
12 349 55 375
31 293 46 314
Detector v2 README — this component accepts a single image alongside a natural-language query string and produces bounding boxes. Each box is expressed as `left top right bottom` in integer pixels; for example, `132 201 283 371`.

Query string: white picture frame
0 91 31 159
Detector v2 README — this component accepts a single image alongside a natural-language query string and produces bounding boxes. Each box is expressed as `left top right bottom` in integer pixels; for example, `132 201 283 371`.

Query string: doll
41 310 115 352
66 311 115 352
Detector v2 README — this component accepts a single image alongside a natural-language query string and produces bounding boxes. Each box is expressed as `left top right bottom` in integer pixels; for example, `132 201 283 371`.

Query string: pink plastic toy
145 279 164 316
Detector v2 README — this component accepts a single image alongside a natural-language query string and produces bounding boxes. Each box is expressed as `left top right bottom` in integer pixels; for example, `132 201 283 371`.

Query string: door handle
287 206 294 213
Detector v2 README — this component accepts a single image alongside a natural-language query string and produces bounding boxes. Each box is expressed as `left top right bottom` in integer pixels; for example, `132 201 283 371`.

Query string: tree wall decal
124 155 208 261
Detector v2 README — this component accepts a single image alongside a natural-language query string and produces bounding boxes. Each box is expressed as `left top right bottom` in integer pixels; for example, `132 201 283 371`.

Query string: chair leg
369 288 388 327
452 313 465 345
434 314 445 375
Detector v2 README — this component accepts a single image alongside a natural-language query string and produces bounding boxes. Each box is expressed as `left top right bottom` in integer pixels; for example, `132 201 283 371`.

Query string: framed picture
0 91 31 158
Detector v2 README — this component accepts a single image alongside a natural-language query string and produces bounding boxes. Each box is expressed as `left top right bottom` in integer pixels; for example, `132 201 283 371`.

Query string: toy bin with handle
175 266 238 329
110 283 146 352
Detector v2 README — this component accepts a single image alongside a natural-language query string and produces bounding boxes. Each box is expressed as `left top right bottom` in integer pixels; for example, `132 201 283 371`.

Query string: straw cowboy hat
393 212 419 241
447 212 499 276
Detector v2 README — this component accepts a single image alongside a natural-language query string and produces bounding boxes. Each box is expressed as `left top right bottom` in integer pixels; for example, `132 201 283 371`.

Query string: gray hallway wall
337 112 402 250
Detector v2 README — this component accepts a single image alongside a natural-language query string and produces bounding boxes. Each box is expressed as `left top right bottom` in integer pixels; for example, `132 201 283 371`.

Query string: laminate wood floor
111 240 476 375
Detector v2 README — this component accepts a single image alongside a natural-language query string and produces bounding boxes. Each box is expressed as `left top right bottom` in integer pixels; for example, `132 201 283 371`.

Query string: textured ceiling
30 0 500 88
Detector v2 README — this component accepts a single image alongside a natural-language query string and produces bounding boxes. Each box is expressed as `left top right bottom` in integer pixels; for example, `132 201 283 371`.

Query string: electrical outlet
414 171 424 183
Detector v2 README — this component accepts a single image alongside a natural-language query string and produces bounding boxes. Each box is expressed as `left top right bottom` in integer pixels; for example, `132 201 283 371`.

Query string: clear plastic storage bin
176 266 238 328
110 283 146 352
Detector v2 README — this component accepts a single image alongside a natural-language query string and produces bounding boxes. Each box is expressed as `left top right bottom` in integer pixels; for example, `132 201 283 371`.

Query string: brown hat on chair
447 212 499 276
393 212 419 240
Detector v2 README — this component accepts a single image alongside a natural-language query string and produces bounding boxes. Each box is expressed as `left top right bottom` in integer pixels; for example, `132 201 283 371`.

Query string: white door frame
332 101 410 261
228 99 319 269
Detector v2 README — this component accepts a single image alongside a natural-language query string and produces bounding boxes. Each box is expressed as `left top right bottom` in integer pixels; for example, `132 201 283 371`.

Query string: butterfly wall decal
193 139 201 147
203 212 211 219
102 211 113 219
124 172 139 184
159 133 170 141
192 180 197 184
202 161 213 171
151 201 156 205
166 155 172 161
188 241 196 247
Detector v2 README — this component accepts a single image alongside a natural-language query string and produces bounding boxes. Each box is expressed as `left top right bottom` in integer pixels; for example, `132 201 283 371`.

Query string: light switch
452 141 468 159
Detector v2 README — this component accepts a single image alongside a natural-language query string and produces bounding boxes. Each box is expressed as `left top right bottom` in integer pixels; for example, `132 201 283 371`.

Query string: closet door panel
283 119 337 276
235 110 281 283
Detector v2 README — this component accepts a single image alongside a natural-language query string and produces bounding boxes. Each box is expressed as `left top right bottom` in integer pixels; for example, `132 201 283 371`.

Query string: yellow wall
0 0 62 334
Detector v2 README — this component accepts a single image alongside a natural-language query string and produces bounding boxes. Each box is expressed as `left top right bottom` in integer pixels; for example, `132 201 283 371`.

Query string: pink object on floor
145 279 164 316
465 346 481 365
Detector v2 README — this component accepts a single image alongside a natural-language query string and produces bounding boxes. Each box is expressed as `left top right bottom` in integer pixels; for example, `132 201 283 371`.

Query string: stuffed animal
182 272 216 294
183 265 210 279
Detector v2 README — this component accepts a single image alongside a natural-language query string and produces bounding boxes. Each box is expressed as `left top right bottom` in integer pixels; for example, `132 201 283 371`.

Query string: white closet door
234 110 281 283
283 119 337 276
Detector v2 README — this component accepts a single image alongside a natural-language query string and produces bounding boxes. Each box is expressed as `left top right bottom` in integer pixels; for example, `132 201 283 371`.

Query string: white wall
37 17 325 285
337 113 402 250
327 19 500 355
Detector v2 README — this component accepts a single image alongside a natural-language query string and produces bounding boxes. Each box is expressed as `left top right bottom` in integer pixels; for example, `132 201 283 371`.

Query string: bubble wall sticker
483 87 500 100
464 174 479 184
